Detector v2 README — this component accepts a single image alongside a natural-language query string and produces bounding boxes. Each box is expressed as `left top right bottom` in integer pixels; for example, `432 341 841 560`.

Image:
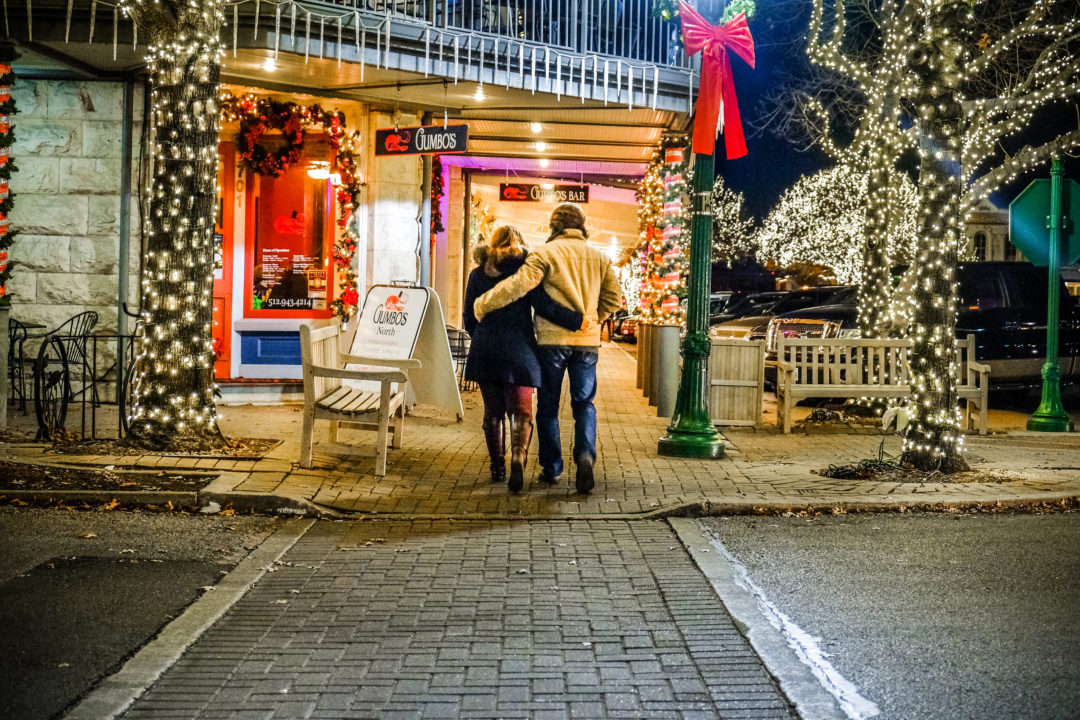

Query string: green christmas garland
0 42 18 303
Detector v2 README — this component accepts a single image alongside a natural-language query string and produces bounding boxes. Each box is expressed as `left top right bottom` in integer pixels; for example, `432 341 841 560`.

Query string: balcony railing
12 0 696 110
336 0 691 67
263 0 696 109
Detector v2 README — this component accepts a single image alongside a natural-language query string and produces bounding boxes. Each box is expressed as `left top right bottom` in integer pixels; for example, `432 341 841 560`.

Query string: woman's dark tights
478 382 534 491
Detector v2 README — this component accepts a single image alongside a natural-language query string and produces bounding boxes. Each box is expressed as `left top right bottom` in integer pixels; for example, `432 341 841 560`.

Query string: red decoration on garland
237 103 305 177
678 1 755 158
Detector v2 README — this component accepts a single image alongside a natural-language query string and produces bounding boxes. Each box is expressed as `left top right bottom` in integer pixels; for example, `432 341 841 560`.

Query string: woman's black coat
462 253 583 387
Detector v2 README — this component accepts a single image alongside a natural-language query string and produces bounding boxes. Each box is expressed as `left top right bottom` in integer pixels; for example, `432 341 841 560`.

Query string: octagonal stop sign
1008 177 1080 266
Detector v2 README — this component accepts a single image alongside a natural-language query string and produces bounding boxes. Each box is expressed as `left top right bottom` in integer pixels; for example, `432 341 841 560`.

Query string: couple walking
462 203 623 494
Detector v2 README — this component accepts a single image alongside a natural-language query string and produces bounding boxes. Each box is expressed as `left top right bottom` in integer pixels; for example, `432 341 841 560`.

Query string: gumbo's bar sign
499 183 589 203
375 124 469 156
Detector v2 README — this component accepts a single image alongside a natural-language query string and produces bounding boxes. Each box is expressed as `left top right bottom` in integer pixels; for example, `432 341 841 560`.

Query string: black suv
766 262 1080 384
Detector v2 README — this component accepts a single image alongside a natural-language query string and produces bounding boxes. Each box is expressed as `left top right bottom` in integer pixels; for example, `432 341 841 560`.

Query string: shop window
1004 239 1018 261
973 232 987 261
245 138 334 317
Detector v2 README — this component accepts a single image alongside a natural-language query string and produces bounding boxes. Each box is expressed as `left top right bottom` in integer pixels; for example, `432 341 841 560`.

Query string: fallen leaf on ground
82 533 98 539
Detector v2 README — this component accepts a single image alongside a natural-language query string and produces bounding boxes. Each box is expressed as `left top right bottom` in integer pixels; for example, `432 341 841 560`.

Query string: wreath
236 100 306 177
221 93 360 322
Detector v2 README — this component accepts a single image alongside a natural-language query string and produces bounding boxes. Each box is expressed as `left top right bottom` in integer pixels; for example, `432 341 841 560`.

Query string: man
474 203 623 494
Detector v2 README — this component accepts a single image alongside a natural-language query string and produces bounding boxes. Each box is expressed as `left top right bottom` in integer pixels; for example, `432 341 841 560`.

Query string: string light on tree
119 0 227 450
796 0 1080 470
637 135 691 326
756 164 919 286
710 175 756 267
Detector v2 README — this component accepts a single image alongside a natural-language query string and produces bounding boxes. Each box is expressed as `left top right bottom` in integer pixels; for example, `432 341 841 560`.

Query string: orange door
213 143 236 379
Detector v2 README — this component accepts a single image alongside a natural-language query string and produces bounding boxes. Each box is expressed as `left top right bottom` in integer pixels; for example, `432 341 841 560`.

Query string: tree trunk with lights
900 0 969 473
123 0 226 450
857 151 893 338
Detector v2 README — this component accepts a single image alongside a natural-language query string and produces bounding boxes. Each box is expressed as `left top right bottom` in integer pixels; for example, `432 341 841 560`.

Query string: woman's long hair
483 225 528 276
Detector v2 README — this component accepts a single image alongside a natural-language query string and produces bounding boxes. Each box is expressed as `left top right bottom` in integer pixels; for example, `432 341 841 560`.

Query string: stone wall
8 79 142 337
366 111 421 289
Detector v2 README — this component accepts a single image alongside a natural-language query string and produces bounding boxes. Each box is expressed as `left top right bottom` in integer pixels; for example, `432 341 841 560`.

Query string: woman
463 226 586 493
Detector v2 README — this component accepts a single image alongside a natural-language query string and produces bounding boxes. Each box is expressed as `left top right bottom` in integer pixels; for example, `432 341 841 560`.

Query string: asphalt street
701 512 1080 720
0 508 281 720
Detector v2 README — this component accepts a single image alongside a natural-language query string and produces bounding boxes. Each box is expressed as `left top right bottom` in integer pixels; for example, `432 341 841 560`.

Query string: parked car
710 291 789 325
764 262 1080 384
710 287 853 340
680 292 736 321
611 314 639 343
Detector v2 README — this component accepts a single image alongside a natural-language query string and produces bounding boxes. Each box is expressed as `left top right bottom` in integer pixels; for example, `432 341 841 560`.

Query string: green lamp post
656 0 754 457
1009 155 1079 433
657 153 725 458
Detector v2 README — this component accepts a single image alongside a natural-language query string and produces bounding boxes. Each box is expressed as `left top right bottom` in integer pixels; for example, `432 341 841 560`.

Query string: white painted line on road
63 518 316 720
670 517 877 720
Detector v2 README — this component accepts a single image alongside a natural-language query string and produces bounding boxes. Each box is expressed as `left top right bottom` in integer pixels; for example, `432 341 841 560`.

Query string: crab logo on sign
373 290 410 332
384 131 410 154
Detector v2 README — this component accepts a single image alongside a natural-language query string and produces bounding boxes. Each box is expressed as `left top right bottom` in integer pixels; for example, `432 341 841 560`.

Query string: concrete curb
4 488 1077 520
61 518 317 720
669 517 850 720
0 490 199 506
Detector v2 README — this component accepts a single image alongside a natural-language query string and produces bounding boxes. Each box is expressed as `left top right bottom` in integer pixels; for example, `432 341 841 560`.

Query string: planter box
708 338 764 427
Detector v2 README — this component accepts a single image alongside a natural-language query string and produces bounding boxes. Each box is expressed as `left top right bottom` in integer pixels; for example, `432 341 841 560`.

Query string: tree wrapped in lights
756 164 918 285
711 175 756 267
635 158 664 316
638 136 691 325
899 0 971 472
120 0 225 450
782 0 1079 470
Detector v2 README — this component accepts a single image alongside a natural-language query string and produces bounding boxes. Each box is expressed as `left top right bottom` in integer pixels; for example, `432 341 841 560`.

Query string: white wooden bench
299 323 421 476
776 334 990 435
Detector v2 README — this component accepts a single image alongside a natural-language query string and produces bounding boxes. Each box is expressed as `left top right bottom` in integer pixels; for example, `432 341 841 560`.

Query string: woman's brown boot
508 412 533 493
482 417 506 482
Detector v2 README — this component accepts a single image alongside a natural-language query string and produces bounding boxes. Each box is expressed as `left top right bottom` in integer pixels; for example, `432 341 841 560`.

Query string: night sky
710 1 1080 222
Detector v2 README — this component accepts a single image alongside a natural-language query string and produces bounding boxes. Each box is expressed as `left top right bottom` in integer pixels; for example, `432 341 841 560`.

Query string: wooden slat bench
776 334 990 435
299 323 421 476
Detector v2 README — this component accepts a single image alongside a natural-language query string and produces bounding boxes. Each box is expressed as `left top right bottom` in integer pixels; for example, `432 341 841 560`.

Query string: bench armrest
967 359 991 374
341 354 422 370
308 364 408 383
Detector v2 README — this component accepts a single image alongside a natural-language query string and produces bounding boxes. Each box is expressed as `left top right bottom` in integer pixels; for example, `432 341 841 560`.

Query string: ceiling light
530 122 543 133
535 141 548 152
307 161 331 180
262 57 277 72
474 86 486 102
539 158 550 168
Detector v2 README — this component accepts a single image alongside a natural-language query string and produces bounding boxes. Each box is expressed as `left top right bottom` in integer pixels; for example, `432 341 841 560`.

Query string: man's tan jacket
474 229 624 347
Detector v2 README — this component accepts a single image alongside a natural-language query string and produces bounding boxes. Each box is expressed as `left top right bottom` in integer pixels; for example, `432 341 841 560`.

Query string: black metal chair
446 325 474 391
29 311 99 438
6 317 29 412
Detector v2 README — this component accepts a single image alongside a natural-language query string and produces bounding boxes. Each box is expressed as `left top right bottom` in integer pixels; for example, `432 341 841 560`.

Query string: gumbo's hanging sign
499 183 589 203
375 124 468 156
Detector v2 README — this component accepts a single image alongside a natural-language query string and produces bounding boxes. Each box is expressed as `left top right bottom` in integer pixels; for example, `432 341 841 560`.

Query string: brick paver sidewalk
3 343 1078 516
121 519 796 720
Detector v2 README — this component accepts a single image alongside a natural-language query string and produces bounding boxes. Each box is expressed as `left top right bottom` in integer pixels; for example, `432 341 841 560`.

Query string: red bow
679 1 755 158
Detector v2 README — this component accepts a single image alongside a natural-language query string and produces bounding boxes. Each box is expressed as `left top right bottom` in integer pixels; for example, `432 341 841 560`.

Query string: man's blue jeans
536 347 598 477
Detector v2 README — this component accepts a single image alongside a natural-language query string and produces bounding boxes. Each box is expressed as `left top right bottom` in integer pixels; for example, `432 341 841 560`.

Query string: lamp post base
657 428 725 459
1027 362 1074 432
1026 414 1074 432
